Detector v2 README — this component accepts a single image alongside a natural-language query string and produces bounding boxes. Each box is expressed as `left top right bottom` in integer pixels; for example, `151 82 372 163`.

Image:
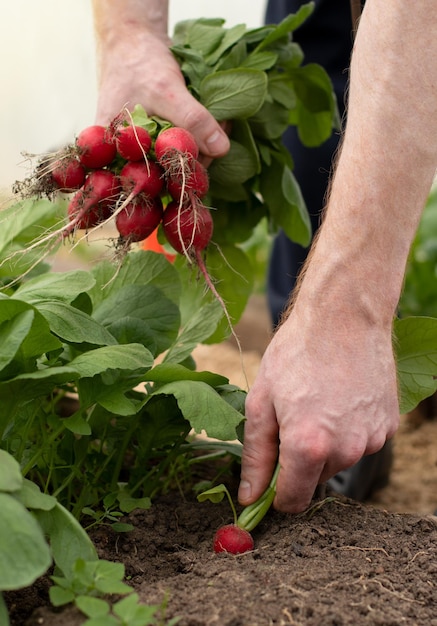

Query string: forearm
92 0 169 42
293 0 437 326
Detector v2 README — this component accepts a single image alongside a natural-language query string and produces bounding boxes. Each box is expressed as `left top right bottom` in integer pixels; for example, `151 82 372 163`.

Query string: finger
166 93 230 159
273 433 329 514
238 392 279 506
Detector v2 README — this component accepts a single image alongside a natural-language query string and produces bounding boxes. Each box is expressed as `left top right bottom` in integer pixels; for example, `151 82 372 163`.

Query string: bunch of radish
20 115 212 260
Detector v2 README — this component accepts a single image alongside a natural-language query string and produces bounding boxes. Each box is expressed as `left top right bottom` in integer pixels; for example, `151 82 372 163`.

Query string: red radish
120 161 164 198
167 160 209 201
154 127 199 166
51 156 86 191
213 525 254 555
115 196 163 242
66 169 120 234
115 125 152 161
162 200 213 255
76 125 116 169
67 191 112 230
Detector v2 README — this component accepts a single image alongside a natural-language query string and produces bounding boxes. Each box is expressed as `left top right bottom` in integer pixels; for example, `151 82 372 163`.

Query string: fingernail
238 480 252 502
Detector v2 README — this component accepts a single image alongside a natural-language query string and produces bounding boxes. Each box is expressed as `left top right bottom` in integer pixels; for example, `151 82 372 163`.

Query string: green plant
399 185 437 318
50 559 179 626
0 449 97 624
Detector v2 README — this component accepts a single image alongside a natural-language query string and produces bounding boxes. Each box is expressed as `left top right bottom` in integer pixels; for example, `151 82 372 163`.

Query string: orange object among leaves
142 227 176 263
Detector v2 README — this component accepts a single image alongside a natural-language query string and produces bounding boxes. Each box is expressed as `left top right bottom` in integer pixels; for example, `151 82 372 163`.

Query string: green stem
236 463 280 532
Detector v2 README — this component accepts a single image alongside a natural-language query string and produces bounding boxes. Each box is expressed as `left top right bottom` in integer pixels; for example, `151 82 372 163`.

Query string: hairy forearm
293 0 437 326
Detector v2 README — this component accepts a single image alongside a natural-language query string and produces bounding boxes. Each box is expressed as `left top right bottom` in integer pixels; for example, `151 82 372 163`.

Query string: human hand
238 305 400 513
94 28 230 162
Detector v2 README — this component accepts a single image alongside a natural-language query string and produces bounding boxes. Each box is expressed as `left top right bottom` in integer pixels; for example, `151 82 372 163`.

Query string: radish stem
237 463 280 532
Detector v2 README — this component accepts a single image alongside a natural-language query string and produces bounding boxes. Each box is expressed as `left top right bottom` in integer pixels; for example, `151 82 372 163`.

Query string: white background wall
0 1 265 192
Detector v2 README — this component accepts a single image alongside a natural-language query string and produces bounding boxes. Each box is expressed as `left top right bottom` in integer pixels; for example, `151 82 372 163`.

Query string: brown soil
6 295 437 626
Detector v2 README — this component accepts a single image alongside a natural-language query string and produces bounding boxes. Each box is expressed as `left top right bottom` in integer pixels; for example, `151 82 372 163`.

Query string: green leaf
75 596 110 618
63 413 92 436
242 50 278 71
113 593 159 624
16 479 57 511
289 63 337 146
92 560 132 595
0 593 10 626
110 522 134 533
49 585 75 607
35 502 98 575
163 301 224 364
146 363 228 386
93 284 180 355
197 483 228 504
13 270 96 304
206 23 247 66
0 310 34 372
204 244 255 343
105 317 157 354
249 98 290 139
69 344 153 379
0 296 62 359
0 198 65 257
187 22 225 57
209 138 259 186
117 492 151 514
394 317 437 413
0 450 22 493
258 3 315 50
82 618 120 626
89 251 181 309
0 367 79 437
200 69 268 120
260 156 311 246
152 380 243 441
0 493 52 590
36 301 117 346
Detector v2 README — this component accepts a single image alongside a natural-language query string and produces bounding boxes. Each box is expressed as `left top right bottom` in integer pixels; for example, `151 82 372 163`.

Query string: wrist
92 0 169 45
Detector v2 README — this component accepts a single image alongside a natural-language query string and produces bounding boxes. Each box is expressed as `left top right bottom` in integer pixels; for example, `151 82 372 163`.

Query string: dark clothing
265 0 356 325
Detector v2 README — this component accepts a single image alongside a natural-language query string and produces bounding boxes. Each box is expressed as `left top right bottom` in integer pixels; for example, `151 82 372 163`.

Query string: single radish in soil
167 159 209 201
51 156 86 192
198 465 280 555
120 161 164 199
115 196 163 243
162 200 213 256
76 125 117 169
213 525 254 555
66 169 120 235
114 125 152 161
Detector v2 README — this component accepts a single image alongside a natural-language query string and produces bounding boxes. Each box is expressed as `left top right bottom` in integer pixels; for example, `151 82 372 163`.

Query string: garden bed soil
9 493 437 626
6 295 437 625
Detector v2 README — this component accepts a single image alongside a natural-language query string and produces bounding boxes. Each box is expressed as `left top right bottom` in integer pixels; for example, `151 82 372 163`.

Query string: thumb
238 404 279 506
173 94 230 159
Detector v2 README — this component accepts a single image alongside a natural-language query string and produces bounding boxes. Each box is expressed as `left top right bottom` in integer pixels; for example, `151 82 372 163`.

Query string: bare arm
239 0 437 513
91 0 230 159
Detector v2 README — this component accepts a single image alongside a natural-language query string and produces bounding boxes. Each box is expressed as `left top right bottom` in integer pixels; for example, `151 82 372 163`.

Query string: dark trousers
265 0 356 326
